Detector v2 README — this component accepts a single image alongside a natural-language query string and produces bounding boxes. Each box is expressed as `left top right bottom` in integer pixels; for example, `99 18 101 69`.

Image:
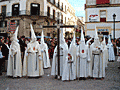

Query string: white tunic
23 41 44 77
51 45 68 77
107 43 115 61
68 43 77 80
40 43 51 68
86 44 93 77
101 44 108 77
91 44 103 78
7 41 22 77
77 44 87 78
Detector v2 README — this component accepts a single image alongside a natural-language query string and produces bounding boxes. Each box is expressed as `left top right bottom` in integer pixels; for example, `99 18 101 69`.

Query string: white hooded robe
7 26 22 77
107 35 115 61
68 32 77 80
77 29 87 78
23 24 44 77
40 31 51 68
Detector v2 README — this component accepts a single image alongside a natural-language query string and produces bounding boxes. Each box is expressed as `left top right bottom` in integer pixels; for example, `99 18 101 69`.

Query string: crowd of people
0 25 120 81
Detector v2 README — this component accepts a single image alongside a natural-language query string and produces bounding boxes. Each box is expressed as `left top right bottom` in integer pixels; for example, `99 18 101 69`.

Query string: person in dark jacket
0 46 5 75
1 39 9 72
19 35 26 65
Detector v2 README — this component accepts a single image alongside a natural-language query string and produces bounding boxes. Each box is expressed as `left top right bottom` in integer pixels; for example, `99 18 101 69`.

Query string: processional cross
40 24 77 79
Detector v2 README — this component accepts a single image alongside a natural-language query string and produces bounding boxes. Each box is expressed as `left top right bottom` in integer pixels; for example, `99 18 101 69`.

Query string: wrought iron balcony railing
6 10 46 17
1 10 61 21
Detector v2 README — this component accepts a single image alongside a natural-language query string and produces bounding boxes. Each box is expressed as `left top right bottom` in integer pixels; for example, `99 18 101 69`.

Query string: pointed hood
69 31 76 53
70 31 76 45
41 30 45 44
103 36 106 45
94 25 99 39
11 26 19 42
60 28 68 49
14 26 19 41
80 27 85 43
102 36 106 46
108 35 112 44
86 38 92 46
94 25 100 46
30 24 37 42
60 28 65 44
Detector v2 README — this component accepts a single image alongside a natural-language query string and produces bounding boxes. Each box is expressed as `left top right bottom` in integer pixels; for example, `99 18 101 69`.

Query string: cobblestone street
0 57 120 90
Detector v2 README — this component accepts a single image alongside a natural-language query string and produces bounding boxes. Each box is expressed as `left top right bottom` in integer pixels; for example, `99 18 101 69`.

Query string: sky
68 0 85 17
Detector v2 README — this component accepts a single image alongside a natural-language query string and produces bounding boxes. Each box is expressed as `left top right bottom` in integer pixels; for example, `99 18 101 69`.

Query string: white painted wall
86 7 120 22
0 0 27 16
86 30 95 38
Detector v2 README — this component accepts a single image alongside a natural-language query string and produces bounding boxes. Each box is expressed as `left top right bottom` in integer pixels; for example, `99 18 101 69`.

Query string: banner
89 14 99 22
7 22 17 32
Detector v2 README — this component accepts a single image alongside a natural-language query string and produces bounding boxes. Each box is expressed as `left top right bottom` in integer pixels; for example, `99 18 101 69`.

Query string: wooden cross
41 24 77 79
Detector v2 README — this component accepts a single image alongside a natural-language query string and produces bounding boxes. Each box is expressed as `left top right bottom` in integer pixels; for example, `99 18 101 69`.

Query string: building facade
85 0 120 39
0 0 78 38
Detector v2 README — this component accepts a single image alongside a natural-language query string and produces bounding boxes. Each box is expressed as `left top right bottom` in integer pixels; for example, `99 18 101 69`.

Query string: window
53 10 55 19
2 6 6 16
58 1 60 8
110 0 120 4
57 12 59 24
0 21 4 27
12 4 20 16
47 6 50 17
31 3 40 15
53 0 55 4
0 21 7 27
61 3 63 10
47 33 50 36
65 17 66 24
61 14 63 24
65 5 66 12
100 10 106 22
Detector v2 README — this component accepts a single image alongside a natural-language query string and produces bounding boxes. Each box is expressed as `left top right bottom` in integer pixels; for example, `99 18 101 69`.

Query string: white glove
11 55 13 58
26 53 28 56
11 48 15 51
39 56 42 60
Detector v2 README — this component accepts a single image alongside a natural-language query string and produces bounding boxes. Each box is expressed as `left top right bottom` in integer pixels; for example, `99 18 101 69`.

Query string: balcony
0 0 9 2
1 10 58 22
5 10 45 17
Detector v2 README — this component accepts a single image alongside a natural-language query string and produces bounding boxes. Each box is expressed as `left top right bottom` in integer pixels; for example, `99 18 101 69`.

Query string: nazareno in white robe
68 41 77 80
51 29 69 80
7 41 22 77
40 43 51 68
107 43 115 61
101 43 108 77
90 43 103 78
23 41 44 77
86 38 93 77
51 44 68 78
77 43 88 78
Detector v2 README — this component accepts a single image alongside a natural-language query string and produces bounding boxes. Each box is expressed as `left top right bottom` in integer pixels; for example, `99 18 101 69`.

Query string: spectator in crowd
0 46 4 75
19 35 26 65
1 39 9 72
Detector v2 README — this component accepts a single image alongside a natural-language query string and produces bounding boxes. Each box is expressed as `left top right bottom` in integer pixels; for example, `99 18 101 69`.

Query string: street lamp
113 13 116 42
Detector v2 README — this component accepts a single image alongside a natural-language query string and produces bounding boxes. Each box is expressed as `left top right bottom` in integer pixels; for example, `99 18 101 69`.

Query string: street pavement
0 57 120 90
